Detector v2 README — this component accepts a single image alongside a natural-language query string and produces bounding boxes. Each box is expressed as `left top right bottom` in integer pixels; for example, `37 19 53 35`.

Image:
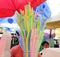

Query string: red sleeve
11 45 24 57
11 47 15 57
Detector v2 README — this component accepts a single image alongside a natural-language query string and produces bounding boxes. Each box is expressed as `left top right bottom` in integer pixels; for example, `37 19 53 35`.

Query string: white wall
47 0 60 17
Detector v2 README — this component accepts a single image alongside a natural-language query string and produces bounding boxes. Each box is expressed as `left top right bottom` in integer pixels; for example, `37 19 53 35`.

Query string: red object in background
0 0 45 18
11 45 24 57
30 0 45 8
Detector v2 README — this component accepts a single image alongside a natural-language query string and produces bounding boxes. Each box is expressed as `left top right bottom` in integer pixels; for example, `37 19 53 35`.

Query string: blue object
8 18 14 24
34 2 51 30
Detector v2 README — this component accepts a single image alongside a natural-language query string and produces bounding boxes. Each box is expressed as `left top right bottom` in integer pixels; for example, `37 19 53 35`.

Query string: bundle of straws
16 3 44 57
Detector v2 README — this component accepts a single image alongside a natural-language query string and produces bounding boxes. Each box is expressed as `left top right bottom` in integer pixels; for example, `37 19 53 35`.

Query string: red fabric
0 0 15 18
11 45 24 57
30 0 46 8
0 0 45 18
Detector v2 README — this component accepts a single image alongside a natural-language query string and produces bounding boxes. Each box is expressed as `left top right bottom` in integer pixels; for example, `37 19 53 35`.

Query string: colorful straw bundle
16 3 44 57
